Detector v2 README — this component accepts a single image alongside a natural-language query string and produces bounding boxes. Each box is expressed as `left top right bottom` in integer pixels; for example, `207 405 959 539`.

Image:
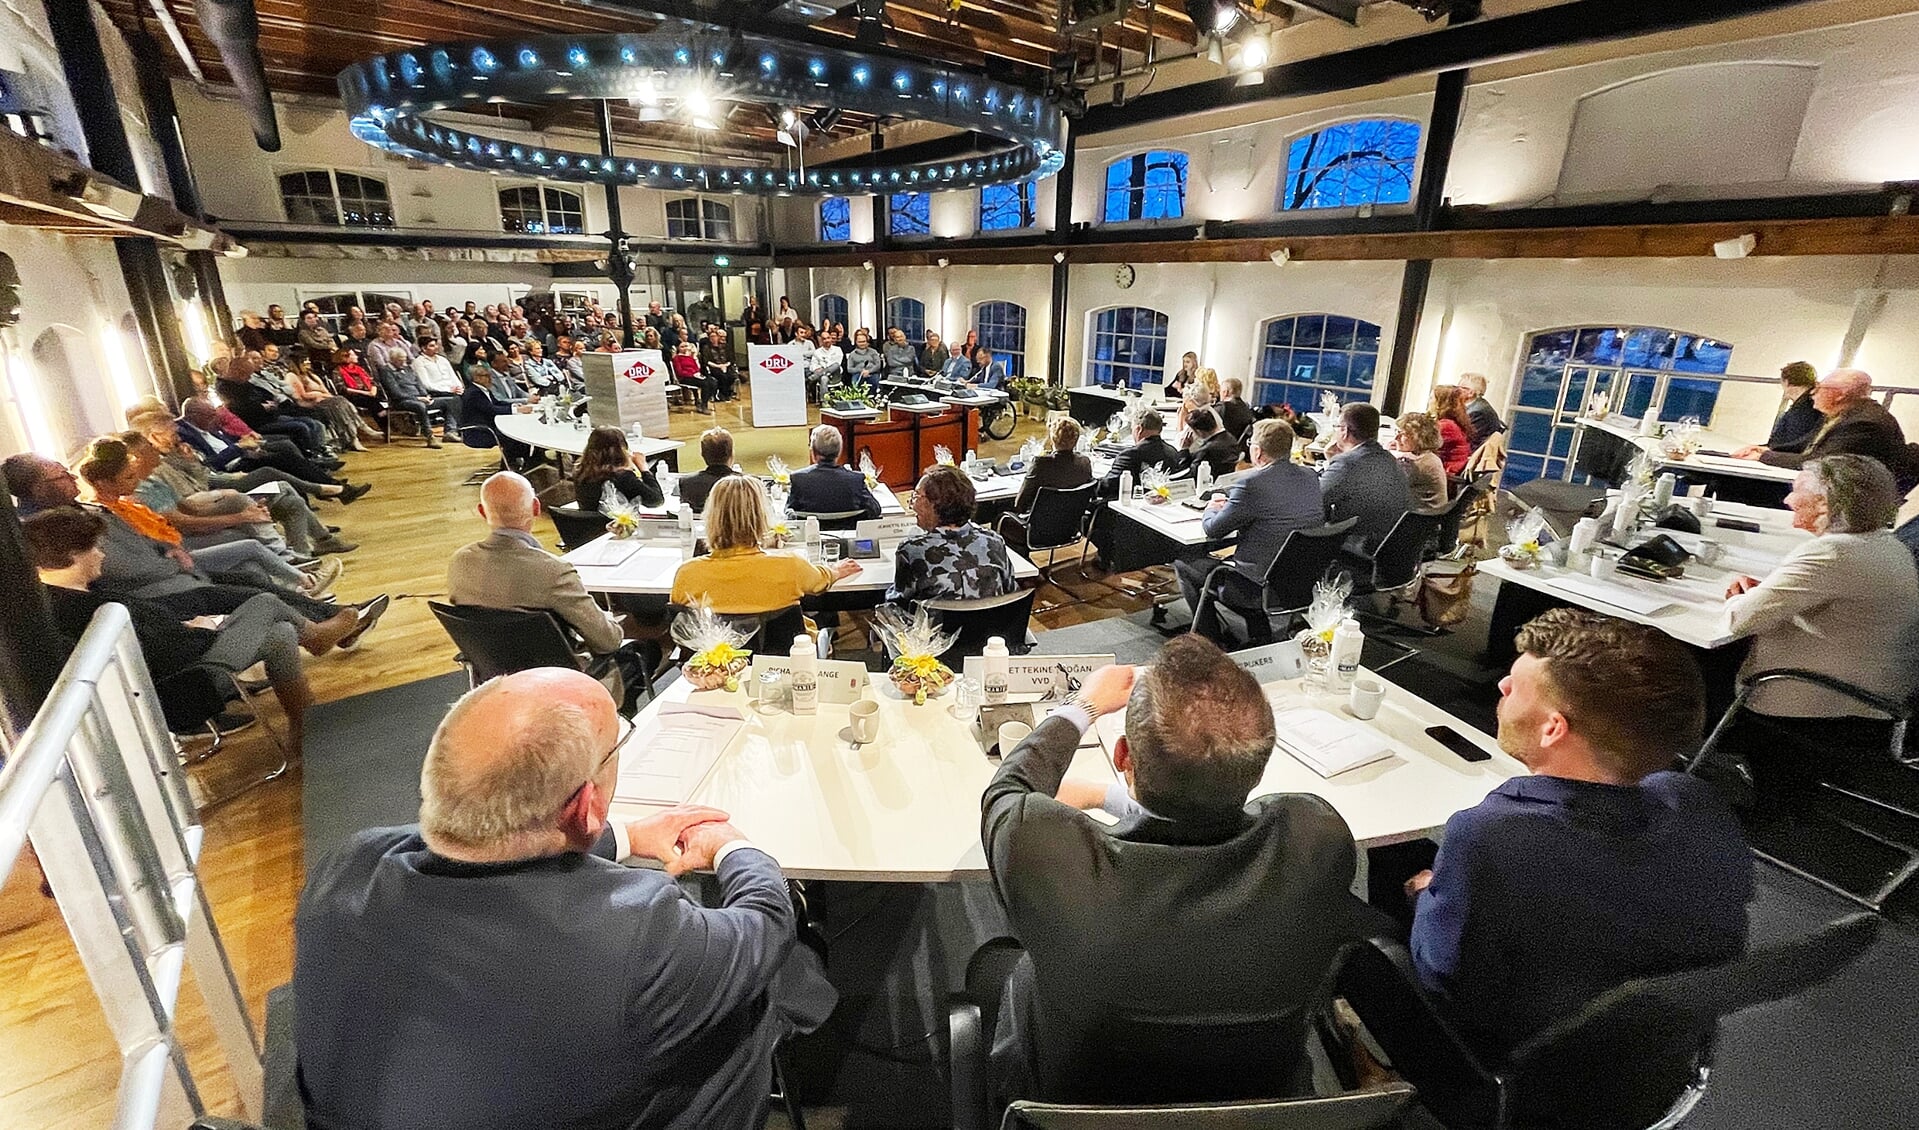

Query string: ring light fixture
337 30 1067 196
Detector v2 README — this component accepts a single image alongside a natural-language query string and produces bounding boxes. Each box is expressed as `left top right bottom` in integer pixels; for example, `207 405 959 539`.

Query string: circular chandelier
337 30 1067 197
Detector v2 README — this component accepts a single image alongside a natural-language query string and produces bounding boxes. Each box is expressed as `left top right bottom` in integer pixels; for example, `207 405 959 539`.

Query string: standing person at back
787 424 881 522
981 637 1375 1106
1319 401 1411 553
1175 419 1324 645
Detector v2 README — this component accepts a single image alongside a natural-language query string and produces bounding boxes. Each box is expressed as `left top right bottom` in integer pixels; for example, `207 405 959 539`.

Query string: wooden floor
0 390 1153 1127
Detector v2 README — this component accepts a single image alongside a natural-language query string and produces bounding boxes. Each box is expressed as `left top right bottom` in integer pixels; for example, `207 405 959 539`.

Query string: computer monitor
1141 381 1166 401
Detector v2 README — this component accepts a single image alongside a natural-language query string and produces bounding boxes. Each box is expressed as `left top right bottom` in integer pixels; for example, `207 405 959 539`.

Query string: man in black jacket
1096 410 1179 499
1216 377 1256 443
980 637 1375 1106
787 425 881 522
1173 407 1240 479
678 427 743 513
1761 361 1826 453
1737 368 1912 485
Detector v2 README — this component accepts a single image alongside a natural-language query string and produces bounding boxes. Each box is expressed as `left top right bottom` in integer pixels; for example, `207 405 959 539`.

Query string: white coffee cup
1694 538 1724 567
1348 676 1386 721
997 720 1033 754
849 699 880 744
1590 552 1620 582
1690 493 1715 520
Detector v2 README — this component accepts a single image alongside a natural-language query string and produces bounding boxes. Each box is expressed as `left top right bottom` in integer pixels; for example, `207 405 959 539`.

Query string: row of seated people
286 611 1752 1129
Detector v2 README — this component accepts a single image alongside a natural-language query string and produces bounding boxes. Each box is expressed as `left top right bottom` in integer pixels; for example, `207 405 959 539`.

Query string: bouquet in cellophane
672 601 753 692
858 450 882 489
1499 507 1552 569
933 444 956 466
766 454 792 487
1139 465 1174 504
765 490 793 548
1294 573 1353 683
600 482 642 539
874 606 959 704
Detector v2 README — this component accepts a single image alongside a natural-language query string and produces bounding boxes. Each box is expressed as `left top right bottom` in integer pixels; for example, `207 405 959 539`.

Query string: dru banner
748 344 809 428
583 350 670 438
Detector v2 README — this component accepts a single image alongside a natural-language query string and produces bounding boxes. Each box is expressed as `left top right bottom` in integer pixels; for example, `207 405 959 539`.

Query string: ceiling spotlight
1204 37 1224 66
1052 250 1066 264
862 259 875 271
1186 0 1241 36
1238 26 1272 70
780 108 798 128
1712 233 1758 259
776 129 797 147
684 87 711 116
937 257 950 268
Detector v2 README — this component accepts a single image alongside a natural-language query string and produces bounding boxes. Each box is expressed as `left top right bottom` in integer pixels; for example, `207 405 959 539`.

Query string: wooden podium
821 403 979 489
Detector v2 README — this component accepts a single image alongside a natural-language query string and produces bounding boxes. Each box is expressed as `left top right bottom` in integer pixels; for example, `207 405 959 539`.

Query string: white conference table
1571 415 1797 486
568 533 1041 596
609 666 1520 880
494 412 685 465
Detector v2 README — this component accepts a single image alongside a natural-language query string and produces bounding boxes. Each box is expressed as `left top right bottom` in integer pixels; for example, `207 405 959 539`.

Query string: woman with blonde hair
669 474 860 615
1389 411 1450 511
285 346 380 451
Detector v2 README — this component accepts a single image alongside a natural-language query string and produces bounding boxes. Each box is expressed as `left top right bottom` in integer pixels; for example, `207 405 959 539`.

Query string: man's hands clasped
625 804 749 876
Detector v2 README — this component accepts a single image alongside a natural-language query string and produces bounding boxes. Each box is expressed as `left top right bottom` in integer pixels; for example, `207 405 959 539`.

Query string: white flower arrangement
858 450 882 489
766 454 791 487
1139 465 1174 503
1304 574 1354 646
1499 507 1553 568
934 444 956 466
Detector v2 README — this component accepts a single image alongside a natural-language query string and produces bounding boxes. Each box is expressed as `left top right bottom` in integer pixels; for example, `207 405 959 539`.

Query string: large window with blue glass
1087 306 1170 389
819 197 851 242
1102 151 1188 223
817 294 849 330
1280 120 1421 211
973 301 1027 376
886 297 926 343
889 192 931 237
979 182 1037 231
1504 326 1734 486
1253 315 1383 414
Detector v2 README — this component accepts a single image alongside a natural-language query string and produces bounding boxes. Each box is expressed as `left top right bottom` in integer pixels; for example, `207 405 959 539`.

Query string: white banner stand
749 344 809 428
583 350 670 438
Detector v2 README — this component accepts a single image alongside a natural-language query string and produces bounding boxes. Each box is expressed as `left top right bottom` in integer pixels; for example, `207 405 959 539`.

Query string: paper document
1271 708 1394 778
1547 576 1676 617
616 703 743 806
568 538 645 568
245 481 285 497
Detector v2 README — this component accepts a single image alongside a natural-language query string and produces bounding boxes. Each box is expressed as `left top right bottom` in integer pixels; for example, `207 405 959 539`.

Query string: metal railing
0 603 264 1129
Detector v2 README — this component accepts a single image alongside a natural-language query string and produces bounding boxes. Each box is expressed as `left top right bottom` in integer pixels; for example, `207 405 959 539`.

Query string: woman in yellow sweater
670 475 861 613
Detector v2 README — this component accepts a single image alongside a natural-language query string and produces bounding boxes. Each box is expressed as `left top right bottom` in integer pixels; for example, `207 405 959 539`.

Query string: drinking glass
820 538 843 565
949 676 983 722
755 668 791 714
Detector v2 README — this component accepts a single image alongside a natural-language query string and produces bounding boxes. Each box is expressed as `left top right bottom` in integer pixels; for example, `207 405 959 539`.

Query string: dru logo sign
759 353 794 375
622 359 657 384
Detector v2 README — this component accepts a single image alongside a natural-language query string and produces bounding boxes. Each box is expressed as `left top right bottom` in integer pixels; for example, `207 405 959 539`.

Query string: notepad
1547 576 1677 617
245 481 285 497
1271 708 1394 778
616 703 743 806
568 537 645 568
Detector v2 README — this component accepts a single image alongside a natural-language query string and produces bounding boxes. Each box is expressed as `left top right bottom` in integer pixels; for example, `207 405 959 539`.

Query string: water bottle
1653 472 1676 509
677 503 695 557
1638 405 1659 436
1330 617 1364 693
1119 470 1135 502
1197 461 1213 492
788 635 818 716
965 448 977 467
803 516 821 557
982 637 1010 706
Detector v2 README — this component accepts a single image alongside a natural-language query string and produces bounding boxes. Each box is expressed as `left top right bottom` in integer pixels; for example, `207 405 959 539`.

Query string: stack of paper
616 704 744 805
569 538 645 568
1271 708 1394 778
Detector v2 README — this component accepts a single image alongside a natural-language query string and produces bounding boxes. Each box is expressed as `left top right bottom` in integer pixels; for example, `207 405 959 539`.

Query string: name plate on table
858 515 920 545
747 657 870 704
962 654 1117 697
1230 640 1306 683
627 517 684 540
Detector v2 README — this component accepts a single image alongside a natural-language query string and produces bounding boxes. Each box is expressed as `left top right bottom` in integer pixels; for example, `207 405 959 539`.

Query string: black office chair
667 603 815 660
998 1086 1415 1130
1336 914 1882 1130
548 504 611 551
1345 511 1444 598
1429 473 1497 559
997 482 1097 581
1190 519 1357 649
926 589 1038 664
789 508 868 532
430 601 653 708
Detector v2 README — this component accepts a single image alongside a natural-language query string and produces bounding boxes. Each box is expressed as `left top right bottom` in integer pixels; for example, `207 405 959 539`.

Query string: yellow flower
1153 485 1170 499
894 654 949 680
863 473 877 488
1520 540 1540 555
692 643 750 669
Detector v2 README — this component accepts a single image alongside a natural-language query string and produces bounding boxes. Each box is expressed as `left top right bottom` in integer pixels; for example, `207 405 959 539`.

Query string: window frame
1101 150 1189 225
497 183 586 235
1084 304 1171 390
819 196 852 242
1277 118 1423 213
888 191 931 238
885 296 927 344
276 168 394 229
1252 313 1385 417
818 293 850 330
978 181 1037 233
971 300 1028 377
665 196 736 241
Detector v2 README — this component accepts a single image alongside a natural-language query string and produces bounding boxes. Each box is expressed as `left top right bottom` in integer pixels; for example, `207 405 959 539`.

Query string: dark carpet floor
300 670 467 864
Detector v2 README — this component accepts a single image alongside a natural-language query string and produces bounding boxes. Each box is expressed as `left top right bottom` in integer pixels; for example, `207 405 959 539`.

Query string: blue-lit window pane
1252 313 1383 412
889 192 930 237
1281 120 1419 211
886 297 926 343
820 196 851 242
979 182 1036 232
974 301 1027 377
818 294 849 329
1103 151 1188 223
1087 306 1168 389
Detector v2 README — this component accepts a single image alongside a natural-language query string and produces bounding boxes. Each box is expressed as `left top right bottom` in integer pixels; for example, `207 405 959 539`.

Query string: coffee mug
1590 552 1619 582
849 699 880 744
1690 493 1715 520
1694 538 1724 567
997 720 1033 754
1349 676 1386 721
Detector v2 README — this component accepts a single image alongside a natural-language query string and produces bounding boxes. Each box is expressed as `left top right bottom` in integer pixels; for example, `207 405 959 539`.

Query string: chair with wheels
430 601 654 710
548 504 611 551
997 483 1098 583
1189 519 1357 649
1343 511 1445 600
791 509 868 532
997 1085 1416 1130
926 589 1038 665
1430 474 1498 559
1336 914 1882 1130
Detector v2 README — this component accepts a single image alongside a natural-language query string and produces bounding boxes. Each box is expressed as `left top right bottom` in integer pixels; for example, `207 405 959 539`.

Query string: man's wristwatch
1066 689 1106 725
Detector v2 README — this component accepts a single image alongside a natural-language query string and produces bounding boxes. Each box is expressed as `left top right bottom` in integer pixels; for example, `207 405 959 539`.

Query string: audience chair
160 663 294 808
997 483 1098 582
1345 511 1445 599
548 504 611 551
996 1085 1415 1130
430 602 653 709
1335 915 1881 1130
1431 474 1498 558
926 589 1039 664
1190 519 1358 649
384 397 447 445
1690 669 1919 913
1506 481 1607 540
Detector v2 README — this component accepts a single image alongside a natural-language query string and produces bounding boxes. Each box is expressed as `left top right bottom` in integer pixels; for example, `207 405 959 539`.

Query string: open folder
1271 708 1394 778
615 704 743 806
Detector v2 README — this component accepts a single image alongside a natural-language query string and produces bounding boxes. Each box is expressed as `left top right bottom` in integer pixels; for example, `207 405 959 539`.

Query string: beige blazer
1725 529 1919 718
446 530 624 655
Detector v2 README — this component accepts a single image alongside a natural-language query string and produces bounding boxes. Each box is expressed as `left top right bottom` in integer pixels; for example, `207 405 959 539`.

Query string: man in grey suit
295 668 834 1130
1319 401 1411 553
1175 419 1324 645
786 425 882 523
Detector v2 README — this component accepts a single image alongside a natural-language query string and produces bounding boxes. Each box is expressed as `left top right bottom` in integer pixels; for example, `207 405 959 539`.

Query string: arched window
885 297 926 343
818 293 849 330
278 169 393 228
666 197 734 241
1103 151 1187 223
1254 315 1383 415
820 196 851 242
1280 120 1420 211
973 301 1027 376
979 182 1036 232
499 185 585 234
1506 325 1733 485
889 192 930 237
1087 306 1169 389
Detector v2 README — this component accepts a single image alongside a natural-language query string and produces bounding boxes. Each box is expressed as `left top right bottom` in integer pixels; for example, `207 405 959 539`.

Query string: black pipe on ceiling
195 0 281 151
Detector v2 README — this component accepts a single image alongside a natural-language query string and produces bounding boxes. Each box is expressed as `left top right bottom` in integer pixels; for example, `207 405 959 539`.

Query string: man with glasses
294 667 833 1130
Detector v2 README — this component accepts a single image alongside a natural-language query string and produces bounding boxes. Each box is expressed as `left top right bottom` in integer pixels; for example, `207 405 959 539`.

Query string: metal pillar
1046 118 1077 388
44 0 139 185
596 101 637 349
117 240 196 402
1382 68 1468 414
126 30 202 218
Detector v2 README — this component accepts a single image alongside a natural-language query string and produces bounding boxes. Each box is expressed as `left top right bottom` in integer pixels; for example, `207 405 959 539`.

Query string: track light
780 108 798 128
1186 0 1241 36
1712 234 1758 259
937 257 950 268
776 129 797 147
1204 37 1224 66
863 259 875 271
1053 250 1066 263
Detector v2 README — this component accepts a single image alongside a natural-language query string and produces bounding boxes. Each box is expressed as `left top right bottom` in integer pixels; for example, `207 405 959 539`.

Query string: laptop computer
1141 381 1167 401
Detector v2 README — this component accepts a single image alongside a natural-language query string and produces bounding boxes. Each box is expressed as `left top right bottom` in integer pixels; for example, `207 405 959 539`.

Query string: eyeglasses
561 717 638 812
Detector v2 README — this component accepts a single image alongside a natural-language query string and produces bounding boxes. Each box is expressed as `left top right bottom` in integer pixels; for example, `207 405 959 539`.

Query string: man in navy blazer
1175 418 1324 645
787 424 881 522
294 669 834 1130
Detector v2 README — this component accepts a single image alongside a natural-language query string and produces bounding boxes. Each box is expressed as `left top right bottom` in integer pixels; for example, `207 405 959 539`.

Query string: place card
961 653 1117 698
746 656 870 704
1230 640 1306 683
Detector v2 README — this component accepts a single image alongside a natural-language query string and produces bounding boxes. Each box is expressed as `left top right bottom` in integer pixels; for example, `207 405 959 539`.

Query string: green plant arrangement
1008 375 1046 406
1043 385 1071 410
825 384 875 410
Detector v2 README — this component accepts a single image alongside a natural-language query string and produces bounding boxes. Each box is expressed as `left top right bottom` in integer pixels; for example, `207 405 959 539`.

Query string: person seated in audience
459 366 538 461
215 354 330 458
969 347 1008 391
1215 376 1255 442
331 347 383 425
939 341 973 383
236 309 270 352
1175 419 1324 645
677 428 741 515
1173 407 1239 479
293 667 834 1130
380 339 460 448
263 304 298 348
1097 409 1179 499
1320 402 1411 553
575 427 665 511
700 325 739 402
671 340 714 413
787 424 882 523
640 326 664 352
521 340 564 391
286 346 380 452
1734 369 1911 479
296 308 338 360
844 328 883 389
412 333 464 396
1718 454 1919 802
918 330 946 378
1166 351 1199 400
985 639 1376 1104
1010 416 1094 523
807 327 845 401
27 508 324 755
1428 384 1474 475
4 454 382 650
882 327 919 380
888 465 1015 606
1388 411 1450 511
1759 360 1825 454
178 398 359 499
1407 609 1751 1059
119 427 296 561
132 411 354 557
364 320 414 389
671 475 862 614
1458 372 1505 448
